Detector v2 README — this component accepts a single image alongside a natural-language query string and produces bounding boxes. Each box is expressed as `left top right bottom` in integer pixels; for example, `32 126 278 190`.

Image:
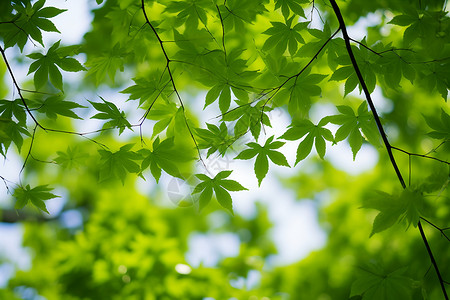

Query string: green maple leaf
120 73 172 107
0 0 66 50
195 122 234 157
222 100 271 140
351 263 413 300
146 101 182 138
192 170 247 214
330 39 377 95
287 71 327 115
89 96 132 135
377 48 416 89
164 0 211 28
388 8 437 46
0 99 27 124
98 144 142 184
323 102 380 159
280 118 334 164
139 137 193 183
27 40 86 91
235 136 289 186
205 84 231 114
0 119 30 155
54 146 88 169
262 17 309 56
218 0 268 32
420 63 450 100
363 191 403 236
201 50 257 113
274 0 308 19
13 184 59 214
35 95 86 120
423 109 450 140
85 43 127 86
363 187 427 236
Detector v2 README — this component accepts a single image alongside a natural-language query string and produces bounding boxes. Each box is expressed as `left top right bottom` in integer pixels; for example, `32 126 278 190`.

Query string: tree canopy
0 0 449 299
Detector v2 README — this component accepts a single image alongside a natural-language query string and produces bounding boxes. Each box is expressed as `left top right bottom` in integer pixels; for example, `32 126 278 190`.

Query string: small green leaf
89 96 132 134
280 120 333 164
235 136 290 185
192 170 247 213
13 184 59 213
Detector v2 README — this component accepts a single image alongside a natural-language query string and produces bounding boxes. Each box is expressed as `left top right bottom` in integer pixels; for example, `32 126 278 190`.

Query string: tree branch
328 1 448 299
141 0 206 170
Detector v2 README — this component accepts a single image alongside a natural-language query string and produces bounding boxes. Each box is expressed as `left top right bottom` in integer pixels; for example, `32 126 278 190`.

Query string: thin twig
391 146 449 165
420 217 450 242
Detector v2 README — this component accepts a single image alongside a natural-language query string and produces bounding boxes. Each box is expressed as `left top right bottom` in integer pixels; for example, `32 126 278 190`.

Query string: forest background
0 0 449 299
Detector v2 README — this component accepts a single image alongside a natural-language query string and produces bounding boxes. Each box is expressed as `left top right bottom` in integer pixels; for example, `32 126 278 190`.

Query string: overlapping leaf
146 101 183 138
139 137 193 183
221 100 271 139
329 39 377 95
274 0 308 19
280 118 334 164
85 43 127 86
235 136 289 186
0 119 30 155
98 144 141 184
376 48 416 89
388 8 437 45
323 102 380 159
164 0 211 28
0 99 26 124
195 122 233 157
192 170 247 214
363 187 427 236
218 0 267 32
287 71 327 115
423 109 450 140
13 184 59 214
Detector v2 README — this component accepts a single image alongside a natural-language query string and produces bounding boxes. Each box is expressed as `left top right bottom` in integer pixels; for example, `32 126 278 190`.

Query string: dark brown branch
391 146 449 165
348 37 382 57
328 1 448 299
418 221 449 298
421 218 450 242
0 45 44 130
261 27 341 114
1 208 57 223
328 1 406 188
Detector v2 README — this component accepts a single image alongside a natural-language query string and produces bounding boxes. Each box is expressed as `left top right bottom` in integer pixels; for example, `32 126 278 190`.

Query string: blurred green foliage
0 0 449 299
